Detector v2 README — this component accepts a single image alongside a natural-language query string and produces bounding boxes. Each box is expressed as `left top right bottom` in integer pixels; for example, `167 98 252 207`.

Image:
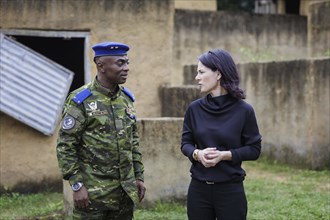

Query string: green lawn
0 159 329 220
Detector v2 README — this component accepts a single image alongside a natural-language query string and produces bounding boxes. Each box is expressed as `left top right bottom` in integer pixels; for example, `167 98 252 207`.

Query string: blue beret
92 42 129 57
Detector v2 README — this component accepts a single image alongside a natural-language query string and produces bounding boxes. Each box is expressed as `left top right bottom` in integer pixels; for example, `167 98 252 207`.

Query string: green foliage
0 159 329 219
323 50 330 57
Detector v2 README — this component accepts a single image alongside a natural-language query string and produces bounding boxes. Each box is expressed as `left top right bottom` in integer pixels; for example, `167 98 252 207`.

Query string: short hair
198 49 246 99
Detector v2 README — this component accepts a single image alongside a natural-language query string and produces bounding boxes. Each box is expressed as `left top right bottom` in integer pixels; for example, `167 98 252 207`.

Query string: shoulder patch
72 88 92 105
122 87 135 102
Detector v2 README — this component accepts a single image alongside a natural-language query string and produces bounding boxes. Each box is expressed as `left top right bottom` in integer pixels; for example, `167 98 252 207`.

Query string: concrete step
160 85 202 117
183 65 197 85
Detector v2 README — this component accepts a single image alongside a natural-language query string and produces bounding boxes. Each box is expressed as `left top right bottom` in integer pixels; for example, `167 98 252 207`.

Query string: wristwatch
71 182 83 192
193 149 200 161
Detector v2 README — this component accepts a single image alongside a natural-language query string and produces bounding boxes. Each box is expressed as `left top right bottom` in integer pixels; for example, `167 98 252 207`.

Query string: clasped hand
198 147 224 168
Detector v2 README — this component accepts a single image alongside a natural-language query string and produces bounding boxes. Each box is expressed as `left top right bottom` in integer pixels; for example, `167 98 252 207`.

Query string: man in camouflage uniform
56 42 146 220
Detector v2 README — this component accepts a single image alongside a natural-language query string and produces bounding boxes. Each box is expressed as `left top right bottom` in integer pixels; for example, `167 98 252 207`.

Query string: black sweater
181 94 262 183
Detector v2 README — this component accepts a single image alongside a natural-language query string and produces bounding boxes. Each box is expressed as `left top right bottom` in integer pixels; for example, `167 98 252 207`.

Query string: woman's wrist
221 151 232 161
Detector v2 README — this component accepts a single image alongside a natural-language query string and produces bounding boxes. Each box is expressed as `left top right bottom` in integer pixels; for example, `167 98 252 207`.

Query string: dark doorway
8 35 85 92
285 0 300 14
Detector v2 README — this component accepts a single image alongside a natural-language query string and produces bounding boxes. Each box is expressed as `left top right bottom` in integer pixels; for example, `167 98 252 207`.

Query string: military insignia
62 116 75 130
87 101 98 111
126 107 135 119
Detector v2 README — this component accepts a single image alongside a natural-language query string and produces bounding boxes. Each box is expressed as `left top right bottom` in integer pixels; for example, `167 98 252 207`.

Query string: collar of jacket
91 78 121 100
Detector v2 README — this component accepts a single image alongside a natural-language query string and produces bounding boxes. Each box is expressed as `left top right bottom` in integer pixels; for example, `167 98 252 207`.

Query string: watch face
72 182 82 191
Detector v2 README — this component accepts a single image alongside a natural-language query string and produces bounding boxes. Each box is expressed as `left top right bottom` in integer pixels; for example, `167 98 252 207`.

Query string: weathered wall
0 113 61 190
0 0 174 118
162 58 330 169
137 118 189 202
174 0 216 11
239 59 330 170
160 85 201 117
308 1 330 57
172 9 307 85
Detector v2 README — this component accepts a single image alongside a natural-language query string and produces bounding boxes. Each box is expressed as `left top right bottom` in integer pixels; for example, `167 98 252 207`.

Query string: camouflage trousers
72 188 134 220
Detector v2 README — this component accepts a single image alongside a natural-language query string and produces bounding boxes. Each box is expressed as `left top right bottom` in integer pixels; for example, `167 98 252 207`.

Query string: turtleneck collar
199 93 239 114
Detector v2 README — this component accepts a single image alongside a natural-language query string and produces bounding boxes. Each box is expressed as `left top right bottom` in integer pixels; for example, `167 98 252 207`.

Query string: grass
0 192 64 219
135 201 186 220
243 159 329 220
0 159 329 220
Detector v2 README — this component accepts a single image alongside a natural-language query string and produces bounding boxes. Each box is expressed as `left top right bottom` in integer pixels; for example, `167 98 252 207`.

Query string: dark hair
198 49 246 99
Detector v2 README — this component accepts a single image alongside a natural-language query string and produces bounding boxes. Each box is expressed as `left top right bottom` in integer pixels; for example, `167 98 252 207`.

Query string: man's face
97 55 129 84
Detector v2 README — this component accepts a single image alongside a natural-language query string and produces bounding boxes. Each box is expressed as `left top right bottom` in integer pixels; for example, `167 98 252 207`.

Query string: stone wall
172 9 307 85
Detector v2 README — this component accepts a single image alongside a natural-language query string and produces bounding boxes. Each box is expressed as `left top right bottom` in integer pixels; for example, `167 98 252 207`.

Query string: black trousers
187 178 247 220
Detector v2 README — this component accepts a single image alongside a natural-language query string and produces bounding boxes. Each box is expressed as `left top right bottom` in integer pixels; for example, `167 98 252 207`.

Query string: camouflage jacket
56 78 144 210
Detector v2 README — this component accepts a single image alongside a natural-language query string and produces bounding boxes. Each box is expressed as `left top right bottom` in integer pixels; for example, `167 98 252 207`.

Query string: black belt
205 181 215 185
193 178 241 185
193 178 218 184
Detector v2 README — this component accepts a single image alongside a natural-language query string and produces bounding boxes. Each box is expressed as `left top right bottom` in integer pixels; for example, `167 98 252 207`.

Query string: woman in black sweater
181 49 262 220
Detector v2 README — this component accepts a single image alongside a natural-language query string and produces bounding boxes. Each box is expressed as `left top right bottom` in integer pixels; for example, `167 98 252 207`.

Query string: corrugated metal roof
0 33 74 136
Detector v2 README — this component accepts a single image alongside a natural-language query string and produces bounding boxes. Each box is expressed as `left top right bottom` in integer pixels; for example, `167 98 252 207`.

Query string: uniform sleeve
181 107 197 163
131 119 144 181
56 96 86 185
230 107 262 164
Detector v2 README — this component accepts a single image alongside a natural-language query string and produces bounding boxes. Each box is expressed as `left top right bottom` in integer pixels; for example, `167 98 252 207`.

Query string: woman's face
195 61 221 96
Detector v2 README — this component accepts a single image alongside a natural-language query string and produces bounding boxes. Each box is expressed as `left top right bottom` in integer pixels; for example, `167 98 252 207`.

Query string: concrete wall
239 59 330 170
0 113 61 191
172 9 307 85
0 0 174 118
308 1 330 57
174 0 217 11
160 85 201 117
162 58 330 169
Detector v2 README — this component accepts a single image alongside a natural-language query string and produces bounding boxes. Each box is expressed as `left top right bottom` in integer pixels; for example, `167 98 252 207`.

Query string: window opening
285 0 300 14
8 35 85 92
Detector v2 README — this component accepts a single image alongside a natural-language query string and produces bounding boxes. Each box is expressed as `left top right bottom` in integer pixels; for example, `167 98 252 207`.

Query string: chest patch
87 101 98 110
62 116 75 130
86 101 107 116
